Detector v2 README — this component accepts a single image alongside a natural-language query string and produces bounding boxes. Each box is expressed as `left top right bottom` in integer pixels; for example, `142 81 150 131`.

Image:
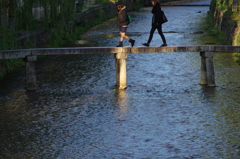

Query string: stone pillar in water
200 52 215 86
115 52 127 89
26 55 37 90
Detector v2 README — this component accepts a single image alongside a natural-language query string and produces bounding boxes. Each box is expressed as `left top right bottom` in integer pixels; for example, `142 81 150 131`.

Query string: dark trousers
147 23 166 44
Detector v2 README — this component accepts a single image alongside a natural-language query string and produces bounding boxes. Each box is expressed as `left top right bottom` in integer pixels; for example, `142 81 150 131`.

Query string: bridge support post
200 52 207 85
115 53 127 89
26 56 37 90
200 52 215 86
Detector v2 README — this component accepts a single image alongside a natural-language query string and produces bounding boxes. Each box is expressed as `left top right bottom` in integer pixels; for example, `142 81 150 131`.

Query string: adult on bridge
142 0 168 47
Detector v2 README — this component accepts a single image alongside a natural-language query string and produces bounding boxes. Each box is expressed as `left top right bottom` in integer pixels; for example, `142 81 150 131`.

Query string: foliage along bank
209 0 240 46
0 0 143 80
0 0 79 79
208 0 240 64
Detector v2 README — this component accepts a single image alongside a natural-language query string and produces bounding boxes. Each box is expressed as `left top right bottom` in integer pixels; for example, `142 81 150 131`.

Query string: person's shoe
161 43 167 47
129 39 135 47
142 43 149 47
116 42 123 47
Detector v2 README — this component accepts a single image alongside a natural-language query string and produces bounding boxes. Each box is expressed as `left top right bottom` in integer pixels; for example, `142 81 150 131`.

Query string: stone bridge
1 45 240 90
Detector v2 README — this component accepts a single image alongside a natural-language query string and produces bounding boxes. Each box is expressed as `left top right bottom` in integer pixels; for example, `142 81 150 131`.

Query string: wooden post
26 56 37 90
115 53 127 89
200 52 215 86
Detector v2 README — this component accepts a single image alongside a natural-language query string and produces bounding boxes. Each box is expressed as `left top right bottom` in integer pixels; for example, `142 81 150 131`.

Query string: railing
1 45 240 90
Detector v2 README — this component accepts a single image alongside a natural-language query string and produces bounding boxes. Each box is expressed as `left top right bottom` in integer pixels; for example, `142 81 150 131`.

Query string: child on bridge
116 2 135 47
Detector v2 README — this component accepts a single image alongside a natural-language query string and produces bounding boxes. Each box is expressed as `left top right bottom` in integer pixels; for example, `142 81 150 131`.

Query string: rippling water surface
1 1 240 158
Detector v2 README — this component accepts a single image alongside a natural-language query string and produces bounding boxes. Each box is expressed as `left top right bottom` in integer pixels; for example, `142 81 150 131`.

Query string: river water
1 0 240 158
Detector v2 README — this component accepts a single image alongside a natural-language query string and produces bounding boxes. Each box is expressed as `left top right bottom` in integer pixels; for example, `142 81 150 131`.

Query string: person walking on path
116 2 135 47
142 0 167 47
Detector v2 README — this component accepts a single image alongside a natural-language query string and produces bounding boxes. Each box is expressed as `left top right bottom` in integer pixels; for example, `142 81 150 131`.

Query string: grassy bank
205 12 240 65
203 12 227 44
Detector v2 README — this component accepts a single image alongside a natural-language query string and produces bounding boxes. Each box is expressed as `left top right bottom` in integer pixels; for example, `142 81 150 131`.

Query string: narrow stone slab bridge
1 45 240 90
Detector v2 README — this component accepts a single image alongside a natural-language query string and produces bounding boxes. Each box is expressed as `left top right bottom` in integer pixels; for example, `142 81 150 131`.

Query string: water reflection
3 89 28 113
200 85 216 100
115 89 129 119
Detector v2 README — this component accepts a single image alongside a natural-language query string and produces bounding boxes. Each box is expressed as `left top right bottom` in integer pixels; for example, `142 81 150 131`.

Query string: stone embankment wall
209 2 240 46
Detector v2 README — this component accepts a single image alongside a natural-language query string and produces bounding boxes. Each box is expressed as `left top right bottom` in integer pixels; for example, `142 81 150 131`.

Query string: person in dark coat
142 0 167 47
116 3 135 47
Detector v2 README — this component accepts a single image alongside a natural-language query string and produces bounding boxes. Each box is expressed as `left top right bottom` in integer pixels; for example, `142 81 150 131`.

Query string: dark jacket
117 6 129 26
151 2 163 24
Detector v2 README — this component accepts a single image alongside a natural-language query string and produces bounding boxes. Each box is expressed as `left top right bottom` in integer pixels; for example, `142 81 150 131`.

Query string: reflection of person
142 0 167 47
116 3 135 47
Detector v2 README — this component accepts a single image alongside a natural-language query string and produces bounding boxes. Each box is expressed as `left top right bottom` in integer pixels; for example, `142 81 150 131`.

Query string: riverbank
0 0 141 80
209 0 240 46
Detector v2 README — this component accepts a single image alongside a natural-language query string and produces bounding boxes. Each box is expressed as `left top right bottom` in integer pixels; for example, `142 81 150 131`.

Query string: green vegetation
203 12 227 44
94 0 118 5
0 59 25 80
210 0 240 64
0 26 20 50
213 0 240 12
50 9 115 48
0 0 143 80
95 0 110 4
0 26 22 79
0 0 79 79
132 0 144 10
